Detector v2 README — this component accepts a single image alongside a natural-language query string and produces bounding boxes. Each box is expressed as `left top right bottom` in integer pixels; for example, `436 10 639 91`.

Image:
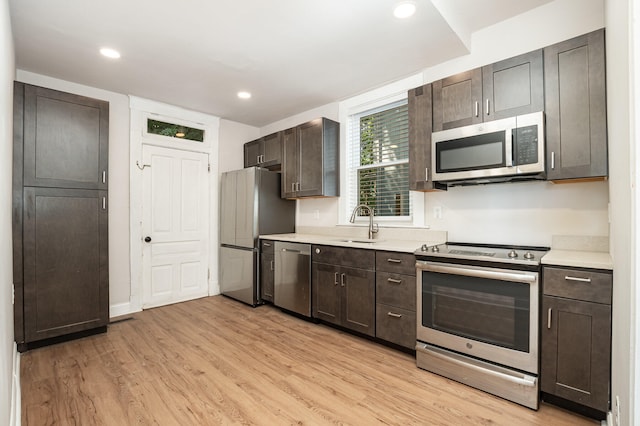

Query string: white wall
218 119 259 175
605 0 635 424
0 0 15 423
15 70 132 309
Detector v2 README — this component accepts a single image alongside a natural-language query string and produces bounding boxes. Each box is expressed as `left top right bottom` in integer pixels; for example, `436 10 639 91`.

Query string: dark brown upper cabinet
22 84 109 190
281 118 339 199
244 131 282 170
408 84 446 191
432 49 544 131
544 29 607 181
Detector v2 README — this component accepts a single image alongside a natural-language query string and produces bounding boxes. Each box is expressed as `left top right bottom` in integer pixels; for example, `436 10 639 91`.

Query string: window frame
338 74 425 228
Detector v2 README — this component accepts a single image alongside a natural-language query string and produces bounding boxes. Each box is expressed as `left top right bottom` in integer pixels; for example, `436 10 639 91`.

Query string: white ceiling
9 0 552 127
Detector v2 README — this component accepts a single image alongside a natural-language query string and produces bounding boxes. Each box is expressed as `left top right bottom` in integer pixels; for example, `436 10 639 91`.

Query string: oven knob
524 251 535 260
431 245 440 253
508 250 518 258
466 342 473 349
421 244 428 252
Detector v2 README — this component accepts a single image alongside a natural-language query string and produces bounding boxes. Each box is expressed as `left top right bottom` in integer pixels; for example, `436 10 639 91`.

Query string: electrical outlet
615 396 621 426
313 209 320 220
433 206 442 219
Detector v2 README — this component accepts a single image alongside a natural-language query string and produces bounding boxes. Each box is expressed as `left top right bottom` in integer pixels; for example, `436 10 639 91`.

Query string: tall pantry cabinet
13 82 109 351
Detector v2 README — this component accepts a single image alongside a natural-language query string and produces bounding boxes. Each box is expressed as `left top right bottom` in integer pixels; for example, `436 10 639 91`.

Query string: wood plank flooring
21 295 598 425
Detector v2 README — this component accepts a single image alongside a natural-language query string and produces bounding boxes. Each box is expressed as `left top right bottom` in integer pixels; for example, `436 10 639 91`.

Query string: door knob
144 236 152 243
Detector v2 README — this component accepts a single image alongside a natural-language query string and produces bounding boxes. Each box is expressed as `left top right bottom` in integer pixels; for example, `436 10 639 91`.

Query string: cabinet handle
263 242 271 247
292 182 296 192
474 101 479 117
257 155 261 164
387 278 402 284
387 312 402 318
296 182 301 192
425 167 429 181
102 197 106 210
341 273 346 287
387 258 402 264
334 272 339 286
486 99 490 115
551 152 555 170
547 308 552 329
270 260 274 271
102 170 106 183
564 275 592 283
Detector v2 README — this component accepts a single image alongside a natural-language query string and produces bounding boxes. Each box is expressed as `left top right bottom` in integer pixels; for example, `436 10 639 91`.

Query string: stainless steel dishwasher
274 241 311 317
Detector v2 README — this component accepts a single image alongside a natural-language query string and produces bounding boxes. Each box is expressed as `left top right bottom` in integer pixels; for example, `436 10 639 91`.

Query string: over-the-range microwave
432 111 545 185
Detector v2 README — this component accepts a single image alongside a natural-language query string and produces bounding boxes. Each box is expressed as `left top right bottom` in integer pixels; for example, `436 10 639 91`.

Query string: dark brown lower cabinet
22 187 109 343
541 266 612 415
312 250 375 337
260 240 275 303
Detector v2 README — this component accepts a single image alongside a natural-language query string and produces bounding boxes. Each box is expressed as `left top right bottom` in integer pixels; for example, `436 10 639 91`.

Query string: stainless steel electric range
414 242 549 410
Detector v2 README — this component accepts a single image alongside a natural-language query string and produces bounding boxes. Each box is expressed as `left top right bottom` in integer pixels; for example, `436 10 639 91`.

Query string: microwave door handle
505 128 514 167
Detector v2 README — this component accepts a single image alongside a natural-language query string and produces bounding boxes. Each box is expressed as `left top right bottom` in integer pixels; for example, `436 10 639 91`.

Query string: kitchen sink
335 238 384 244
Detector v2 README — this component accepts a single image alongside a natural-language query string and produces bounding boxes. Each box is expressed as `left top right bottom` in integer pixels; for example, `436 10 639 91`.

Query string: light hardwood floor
21 295 598 425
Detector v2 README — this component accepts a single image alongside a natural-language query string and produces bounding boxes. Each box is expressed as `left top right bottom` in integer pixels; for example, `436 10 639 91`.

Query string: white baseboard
10 343 20 426
109 301 142 319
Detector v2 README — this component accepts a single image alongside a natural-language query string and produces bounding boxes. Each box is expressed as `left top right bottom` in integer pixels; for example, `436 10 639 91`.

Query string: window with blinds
347 99 410 219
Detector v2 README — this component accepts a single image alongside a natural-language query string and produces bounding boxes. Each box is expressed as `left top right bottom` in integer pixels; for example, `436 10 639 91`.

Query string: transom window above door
147 118 204 142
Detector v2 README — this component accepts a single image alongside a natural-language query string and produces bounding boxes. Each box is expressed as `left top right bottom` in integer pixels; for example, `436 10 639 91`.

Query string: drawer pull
263 242 272 247
547 308 552 329
387 278 402 284
387 312 402 318
387 258 402 264
341 273 346 287
564 275 592 283
334 272 339 286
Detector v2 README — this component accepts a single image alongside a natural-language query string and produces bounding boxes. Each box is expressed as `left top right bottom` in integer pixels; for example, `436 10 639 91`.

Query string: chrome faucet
349 204 379 239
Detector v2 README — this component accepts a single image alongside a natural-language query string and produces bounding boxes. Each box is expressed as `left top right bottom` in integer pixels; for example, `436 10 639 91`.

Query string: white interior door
142 145 209 309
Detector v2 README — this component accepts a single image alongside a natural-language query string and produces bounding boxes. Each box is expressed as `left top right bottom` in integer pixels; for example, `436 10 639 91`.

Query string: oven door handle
417 262 536 284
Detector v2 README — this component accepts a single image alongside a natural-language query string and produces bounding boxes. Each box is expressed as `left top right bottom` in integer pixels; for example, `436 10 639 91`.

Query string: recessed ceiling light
237 91 252 99
100 47 121 59
394 1 416 19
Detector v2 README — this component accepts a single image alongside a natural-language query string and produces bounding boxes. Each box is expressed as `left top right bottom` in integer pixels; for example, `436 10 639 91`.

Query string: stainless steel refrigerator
219 167 296 306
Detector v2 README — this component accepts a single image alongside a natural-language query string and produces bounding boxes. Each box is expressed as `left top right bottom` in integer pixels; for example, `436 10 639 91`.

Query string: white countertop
541 249 613 270
260 233 444 253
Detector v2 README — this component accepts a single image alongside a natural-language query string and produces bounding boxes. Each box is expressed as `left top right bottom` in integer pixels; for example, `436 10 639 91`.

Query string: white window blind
346 99 410 220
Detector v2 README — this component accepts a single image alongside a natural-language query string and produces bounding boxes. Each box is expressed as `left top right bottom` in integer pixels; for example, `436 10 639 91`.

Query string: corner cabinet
432 49 544 131
408 84 446 191
312 245 375 336
541 266 612 415
13 82 109 350
281 118 339 199
244 131 282 170
544 29 607 181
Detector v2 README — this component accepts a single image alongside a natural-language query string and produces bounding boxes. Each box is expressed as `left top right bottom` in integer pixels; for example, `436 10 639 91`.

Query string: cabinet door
22 187 109 342
432 68 483 131
408 84 446 191
281 127 298 198
541 295 611 412
23 84 109 190
312 262 341 325
341 266 376 336
482 49 544 121
262 132 282 168
260 252 274 303
297 119 324 197
244 139 262 168
544 29 607 180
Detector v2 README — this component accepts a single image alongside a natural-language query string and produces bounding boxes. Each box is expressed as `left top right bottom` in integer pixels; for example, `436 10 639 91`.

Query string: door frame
127 96 220 315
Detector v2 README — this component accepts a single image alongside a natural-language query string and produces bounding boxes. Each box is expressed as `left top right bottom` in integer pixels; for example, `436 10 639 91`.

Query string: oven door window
422 271 530 352
435 130 506 173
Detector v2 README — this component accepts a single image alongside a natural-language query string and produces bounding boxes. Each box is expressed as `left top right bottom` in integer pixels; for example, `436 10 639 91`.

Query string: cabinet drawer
261 240 275 254
376 303 416 349
312 245 375 270
376 272 416 311
375 251 416 275
543 266 612 304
